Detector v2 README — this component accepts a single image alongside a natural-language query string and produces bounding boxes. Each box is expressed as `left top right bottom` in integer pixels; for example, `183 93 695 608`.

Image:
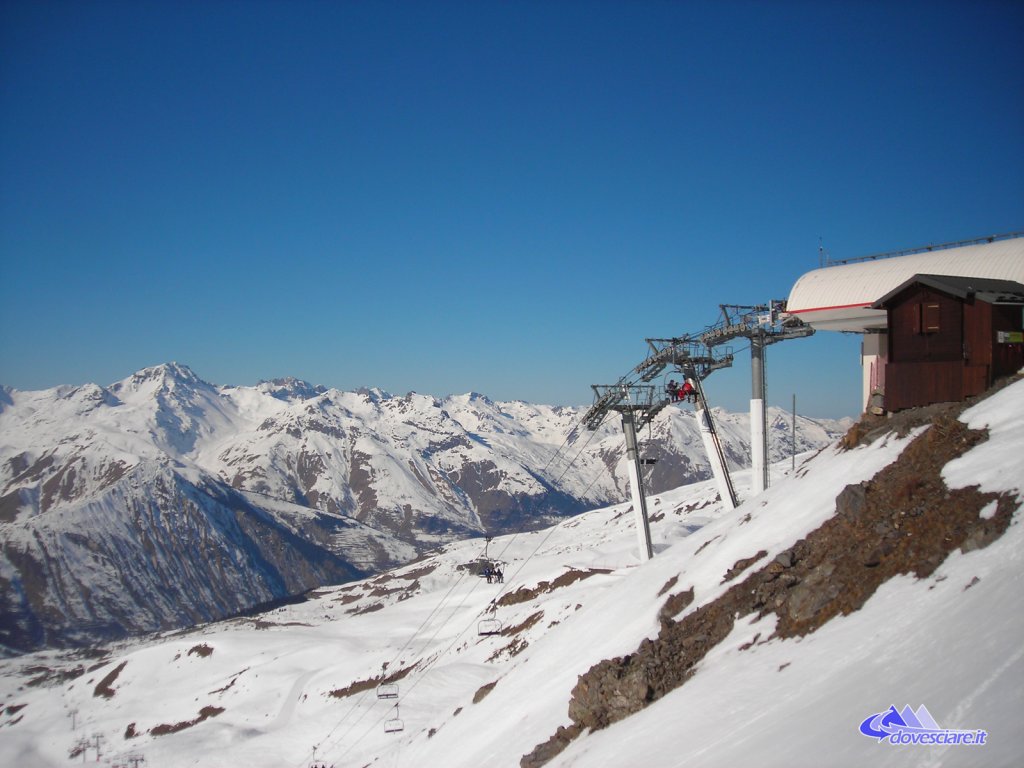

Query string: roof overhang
784 304 887 332
871 274 1024 308
785 235 1024 333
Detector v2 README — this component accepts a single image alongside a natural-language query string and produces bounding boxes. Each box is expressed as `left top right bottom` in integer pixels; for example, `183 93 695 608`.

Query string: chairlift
661 372 679 405
376 682 398 699
663 364 704 403
459 557 506 582
478 617 503 636
384 704 404 734
457 557 492 576
478 598 503 636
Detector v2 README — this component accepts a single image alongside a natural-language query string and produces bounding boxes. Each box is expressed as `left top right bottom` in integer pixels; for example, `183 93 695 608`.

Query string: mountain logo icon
858 704 987 746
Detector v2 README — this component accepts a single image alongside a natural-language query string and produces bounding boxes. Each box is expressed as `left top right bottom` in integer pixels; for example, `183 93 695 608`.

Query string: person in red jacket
680 379 696 403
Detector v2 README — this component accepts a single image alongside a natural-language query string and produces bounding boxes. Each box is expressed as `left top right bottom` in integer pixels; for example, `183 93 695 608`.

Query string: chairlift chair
384 704 404 734
478 617 503 636
376 682 398 699
661 371 678 405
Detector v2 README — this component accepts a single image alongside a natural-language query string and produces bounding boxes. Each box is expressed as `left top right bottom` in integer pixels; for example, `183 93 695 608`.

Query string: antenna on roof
818 237 829 267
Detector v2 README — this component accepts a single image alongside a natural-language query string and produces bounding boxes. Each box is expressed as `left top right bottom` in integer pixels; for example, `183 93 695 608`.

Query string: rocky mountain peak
111 362 207 397
256 377 328 402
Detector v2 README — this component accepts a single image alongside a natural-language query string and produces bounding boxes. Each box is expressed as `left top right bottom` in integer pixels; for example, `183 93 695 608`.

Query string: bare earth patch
329 663 417 700
473 680 498 703
150 705 225 736
497 569 612 607
187 643 214 658
93 661 128 699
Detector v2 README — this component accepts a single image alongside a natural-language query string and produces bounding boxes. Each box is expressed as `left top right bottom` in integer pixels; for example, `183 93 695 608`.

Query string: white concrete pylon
750 335 768 495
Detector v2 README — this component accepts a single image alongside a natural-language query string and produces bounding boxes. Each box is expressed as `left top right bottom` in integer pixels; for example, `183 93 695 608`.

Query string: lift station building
784 233 1024 412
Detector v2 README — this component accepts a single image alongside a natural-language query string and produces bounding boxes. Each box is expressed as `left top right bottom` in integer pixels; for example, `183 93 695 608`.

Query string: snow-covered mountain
0 376 1019 768
0 363 848 652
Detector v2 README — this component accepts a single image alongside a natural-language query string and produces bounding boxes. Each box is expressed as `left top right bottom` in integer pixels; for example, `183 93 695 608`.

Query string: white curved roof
786 236 1024 331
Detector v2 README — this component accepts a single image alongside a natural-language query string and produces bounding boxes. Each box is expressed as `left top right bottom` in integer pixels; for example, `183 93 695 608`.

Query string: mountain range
0 363 848 652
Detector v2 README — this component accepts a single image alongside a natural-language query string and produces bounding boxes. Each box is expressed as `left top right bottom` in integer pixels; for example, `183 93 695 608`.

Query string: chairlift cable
477 423 606 610
341 427 609 740
548 424 606 489
487 431 609 604
538 411 592 475
314 575 481 764
480 424 606 586
317 369 647 764
304 539 492 766
328 415 639 763
348 412 597 699
332 584 492 764
333 455 613 765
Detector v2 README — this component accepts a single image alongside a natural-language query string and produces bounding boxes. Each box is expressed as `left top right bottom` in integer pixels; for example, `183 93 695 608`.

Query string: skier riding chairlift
680 379 696 403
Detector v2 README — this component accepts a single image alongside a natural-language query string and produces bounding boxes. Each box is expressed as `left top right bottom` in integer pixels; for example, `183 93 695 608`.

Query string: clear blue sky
2 0 1022 418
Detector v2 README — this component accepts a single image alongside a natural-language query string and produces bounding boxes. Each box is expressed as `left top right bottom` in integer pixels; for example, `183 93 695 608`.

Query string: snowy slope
0 377 1019 768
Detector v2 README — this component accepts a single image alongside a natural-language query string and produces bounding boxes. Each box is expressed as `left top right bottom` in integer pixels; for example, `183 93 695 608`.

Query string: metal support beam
621 410 654 562
692 376 738 510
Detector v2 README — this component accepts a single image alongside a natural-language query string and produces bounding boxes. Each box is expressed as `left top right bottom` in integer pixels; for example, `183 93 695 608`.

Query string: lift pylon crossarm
699 301 815 349
582 383 659 432
636 397 671 430
635 336 699 381
581 382 628 430
636 338 735 384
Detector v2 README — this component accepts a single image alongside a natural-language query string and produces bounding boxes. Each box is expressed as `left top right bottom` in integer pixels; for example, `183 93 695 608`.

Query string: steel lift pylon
634 339 739 510
583 383 659 561
699 302 814 494
582 342 736 562
581 306 813 563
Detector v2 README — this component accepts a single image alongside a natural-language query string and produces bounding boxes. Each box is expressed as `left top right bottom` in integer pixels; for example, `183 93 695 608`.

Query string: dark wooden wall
887 286 962 363
883 285 1022 411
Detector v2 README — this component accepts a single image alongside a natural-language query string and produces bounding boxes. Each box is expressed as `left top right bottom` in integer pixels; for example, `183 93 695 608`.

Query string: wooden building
870 274 1024 411
786 233 1024 412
